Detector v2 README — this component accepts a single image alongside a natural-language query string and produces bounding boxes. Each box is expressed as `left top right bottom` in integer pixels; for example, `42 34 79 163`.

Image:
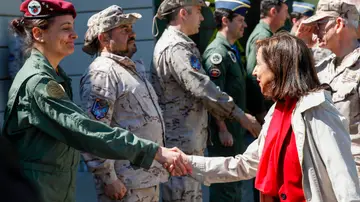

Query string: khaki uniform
80 52 168 201
151 26 245 201
311 46 333 64
316 46 360 177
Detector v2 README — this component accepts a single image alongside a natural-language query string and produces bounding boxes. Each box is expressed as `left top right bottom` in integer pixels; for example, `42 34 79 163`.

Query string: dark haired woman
171 32 360 202
2 0 189 201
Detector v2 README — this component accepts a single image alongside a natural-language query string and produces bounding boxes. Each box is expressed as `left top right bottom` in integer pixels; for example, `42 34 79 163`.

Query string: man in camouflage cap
296 0 360 181
80 5 169 202
151 0 261 201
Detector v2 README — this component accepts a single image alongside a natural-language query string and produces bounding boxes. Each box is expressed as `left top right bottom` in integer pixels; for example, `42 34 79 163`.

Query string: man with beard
202 0 256 201
80 5 168 202
151 0 261 201
125 39 149 80
296 0 360 181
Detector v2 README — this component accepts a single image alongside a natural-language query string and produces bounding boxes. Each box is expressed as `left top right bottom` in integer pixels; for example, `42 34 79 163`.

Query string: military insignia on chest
210 53 222 65
209 67 221 78
190 55 201 71
91 99 110 120
228 51 237 63
46 80 66 99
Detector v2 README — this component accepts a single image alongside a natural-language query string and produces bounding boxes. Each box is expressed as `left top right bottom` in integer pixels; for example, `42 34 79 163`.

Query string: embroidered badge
210 53 222 65
28 1 42 16
190 55 201 71
46 80 66 99
228 51 237 63
209 67 221 78
91 99 109 120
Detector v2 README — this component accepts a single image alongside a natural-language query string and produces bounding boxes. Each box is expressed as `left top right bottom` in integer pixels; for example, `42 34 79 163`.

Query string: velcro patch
46 80 66 99
91 99 109 120
228 51 237 63
190 55 201 71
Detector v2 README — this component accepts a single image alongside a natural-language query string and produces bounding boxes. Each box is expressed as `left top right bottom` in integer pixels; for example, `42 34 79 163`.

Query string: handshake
154 147 192 176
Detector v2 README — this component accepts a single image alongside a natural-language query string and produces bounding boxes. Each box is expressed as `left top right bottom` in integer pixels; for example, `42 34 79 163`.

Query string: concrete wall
0 1 22 130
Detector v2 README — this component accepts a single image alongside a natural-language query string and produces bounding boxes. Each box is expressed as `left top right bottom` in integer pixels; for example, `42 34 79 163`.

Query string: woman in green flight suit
2 0 189 201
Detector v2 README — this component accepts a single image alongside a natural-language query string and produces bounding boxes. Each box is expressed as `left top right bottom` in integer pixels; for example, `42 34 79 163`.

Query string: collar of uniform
334 46 360 72
100 52 136 69
30 49 65 83
167 25 197 47
259 20 273 34
215 32 234 50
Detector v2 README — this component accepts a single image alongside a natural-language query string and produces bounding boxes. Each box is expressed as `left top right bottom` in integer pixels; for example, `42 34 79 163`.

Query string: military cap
215 0 251 16
156 0 209 19
20 0 76 19
292 1 315 17
302 0 359 24
83 5 141 55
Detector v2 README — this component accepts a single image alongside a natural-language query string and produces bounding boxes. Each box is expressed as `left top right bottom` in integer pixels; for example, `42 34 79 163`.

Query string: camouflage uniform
152 1 247 200
80 6 167 202
301 0 360 179
80 53 168 202
311 46 333 65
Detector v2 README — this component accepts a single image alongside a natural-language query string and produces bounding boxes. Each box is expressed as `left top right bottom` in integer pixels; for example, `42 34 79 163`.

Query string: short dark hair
164 6 193 23
260 0 283 18
255 31 329 100
10 17 55 53
290 12 303 21
214 8 236 30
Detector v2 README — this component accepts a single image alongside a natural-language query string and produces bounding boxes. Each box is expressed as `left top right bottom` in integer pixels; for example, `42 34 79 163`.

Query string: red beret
20 0 76 19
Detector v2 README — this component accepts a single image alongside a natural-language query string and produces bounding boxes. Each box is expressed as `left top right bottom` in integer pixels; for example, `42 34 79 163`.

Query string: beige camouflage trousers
97 185 159 202
161 175 202 202
161 150 204 202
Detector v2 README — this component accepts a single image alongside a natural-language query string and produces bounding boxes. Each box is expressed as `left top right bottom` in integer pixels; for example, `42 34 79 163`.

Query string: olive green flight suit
246 20 273 113
1 50 159 202
203 32 247 201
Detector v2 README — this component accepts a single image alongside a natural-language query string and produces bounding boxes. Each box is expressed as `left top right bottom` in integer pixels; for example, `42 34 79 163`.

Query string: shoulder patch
91 99 110 120
190 55 201 71
210 53 222 65
46 80 66 99
228 51 237 63
209 67 221 78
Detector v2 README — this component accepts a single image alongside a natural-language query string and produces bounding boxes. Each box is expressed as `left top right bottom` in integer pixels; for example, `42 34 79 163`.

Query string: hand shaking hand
155 146 192 176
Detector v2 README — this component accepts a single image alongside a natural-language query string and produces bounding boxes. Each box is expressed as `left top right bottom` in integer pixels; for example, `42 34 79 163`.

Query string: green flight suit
1 50 159 202
202 32 246 201
246 20 273 113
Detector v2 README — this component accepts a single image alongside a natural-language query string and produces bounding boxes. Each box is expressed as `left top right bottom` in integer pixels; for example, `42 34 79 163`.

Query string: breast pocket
116 93 147 131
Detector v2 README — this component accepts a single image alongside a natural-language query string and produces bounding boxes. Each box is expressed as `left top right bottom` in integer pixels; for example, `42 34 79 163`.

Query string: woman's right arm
188 133 262 186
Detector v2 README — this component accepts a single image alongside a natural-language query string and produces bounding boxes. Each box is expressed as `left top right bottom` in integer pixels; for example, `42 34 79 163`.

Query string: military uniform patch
209 67 221 78
190 55 201 71
228 51 237 63
210 53 222 65
91 99 109 120
46 80 66 99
